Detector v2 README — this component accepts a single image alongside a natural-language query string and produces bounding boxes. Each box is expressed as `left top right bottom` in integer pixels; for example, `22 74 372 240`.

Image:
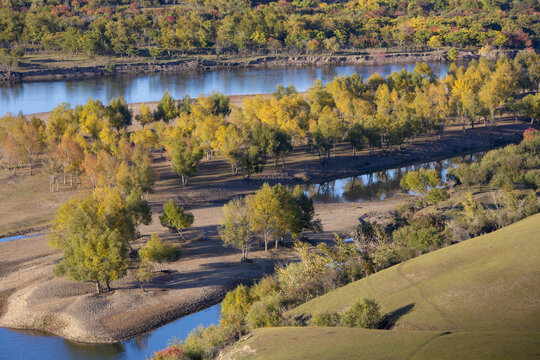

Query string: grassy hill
224 213 540 359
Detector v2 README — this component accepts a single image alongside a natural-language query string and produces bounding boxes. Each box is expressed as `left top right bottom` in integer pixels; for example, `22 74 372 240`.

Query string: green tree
219 198 253 261
126 188 152 237
160 199 194 238
106 96 132 130
400 169 441 196
49 188 134 293
135 260 155 292
170 137 204 186
155 91 177 122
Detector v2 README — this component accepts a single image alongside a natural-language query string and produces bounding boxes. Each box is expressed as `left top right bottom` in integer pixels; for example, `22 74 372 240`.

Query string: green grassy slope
289 213 540 332
230 328 540 360
225 214 540 359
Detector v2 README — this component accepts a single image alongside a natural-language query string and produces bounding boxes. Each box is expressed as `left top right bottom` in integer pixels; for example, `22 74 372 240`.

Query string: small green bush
246 293 285 329
249 276 279 302
180 324 235 360
425 187 450 205
340 298 381 329
309 311 341 327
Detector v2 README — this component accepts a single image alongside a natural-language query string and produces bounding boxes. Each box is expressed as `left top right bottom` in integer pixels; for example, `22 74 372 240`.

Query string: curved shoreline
0 49 513 84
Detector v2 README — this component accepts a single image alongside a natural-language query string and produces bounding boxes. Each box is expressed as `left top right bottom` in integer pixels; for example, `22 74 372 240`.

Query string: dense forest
0 0 538 63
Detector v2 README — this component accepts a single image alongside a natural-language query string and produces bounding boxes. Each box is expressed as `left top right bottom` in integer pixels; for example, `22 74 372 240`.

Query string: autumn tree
247 183 300 251
219 198 253 261
48 187 135 293
135 103 156 125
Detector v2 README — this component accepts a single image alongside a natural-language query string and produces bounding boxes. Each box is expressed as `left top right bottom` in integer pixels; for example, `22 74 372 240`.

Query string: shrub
179 324 236 360
524 170 540 189
152 345 184 360
521 190 540 218
425 188 450 205
340 298 381 329
249 276 279 302
220 285 252 330
138 234 181 269
309 311 341 327
246 293 286 329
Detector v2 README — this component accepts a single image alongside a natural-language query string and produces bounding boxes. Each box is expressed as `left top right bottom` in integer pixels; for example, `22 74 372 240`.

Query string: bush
340 298 381 329
425 188 450 205
525 170 540 189
309 311 341 327
249 276 279 302
180 324 236 360
152 345 184 360
246 293 286 329
393 214 444 253
220 285 252 330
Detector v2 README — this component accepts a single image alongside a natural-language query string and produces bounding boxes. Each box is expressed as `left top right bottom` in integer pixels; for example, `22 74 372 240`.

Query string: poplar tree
49 188 135 293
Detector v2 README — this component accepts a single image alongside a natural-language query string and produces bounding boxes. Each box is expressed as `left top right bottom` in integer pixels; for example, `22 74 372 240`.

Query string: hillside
224 213 540 359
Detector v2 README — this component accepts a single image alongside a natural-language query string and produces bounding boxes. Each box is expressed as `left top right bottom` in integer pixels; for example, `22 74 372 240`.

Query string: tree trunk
138 279 146 292
177 229 186 240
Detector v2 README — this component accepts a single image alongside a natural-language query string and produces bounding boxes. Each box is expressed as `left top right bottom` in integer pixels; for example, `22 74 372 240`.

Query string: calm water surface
306 152 484 203
0 304 221 360
0 63 450 116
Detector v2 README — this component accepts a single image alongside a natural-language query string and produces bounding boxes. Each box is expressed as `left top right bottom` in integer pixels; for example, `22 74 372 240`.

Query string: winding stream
305 152 484 204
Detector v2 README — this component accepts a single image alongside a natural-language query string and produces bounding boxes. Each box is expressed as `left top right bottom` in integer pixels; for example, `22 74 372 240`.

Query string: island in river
0 100 528 342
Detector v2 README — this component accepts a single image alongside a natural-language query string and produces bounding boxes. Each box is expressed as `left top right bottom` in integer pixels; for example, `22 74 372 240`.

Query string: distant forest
0 0 538 58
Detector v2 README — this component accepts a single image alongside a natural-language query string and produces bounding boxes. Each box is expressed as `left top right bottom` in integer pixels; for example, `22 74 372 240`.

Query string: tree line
0 0 538 64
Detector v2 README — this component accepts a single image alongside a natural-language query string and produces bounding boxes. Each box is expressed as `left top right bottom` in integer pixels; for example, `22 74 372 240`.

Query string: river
0 62 450 116
305 152 484 203
0 304 221 360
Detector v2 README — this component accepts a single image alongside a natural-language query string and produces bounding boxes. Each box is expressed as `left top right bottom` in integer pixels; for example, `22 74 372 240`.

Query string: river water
305 152 484 204
0 304 221 360
0 62 450 116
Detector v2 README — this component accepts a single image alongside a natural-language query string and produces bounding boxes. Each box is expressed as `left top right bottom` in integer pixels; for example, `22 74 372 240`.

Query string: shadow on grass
379 303 415 329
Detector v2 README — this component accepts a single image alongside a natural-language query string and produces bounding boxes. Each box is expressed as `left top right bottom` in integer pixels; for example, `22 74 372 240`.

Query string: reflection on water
306 152 484 204
0 304 221 360
0 63 450 116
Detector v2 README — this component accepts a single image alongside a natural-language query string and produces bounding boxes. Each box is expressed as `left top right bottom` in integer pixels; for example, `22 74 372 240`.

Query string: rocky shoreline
0 49 509 83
